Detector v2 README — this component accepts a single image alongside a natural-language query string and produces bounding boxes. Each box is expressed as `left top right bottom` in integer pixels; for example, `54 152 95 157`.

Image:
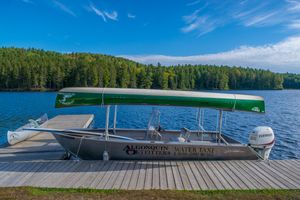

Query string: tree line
0 47 298 91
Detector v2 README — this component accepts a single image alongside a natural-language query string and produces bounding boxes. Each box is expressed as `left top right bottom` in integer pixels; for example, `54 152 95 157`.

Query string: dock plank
82 161 107 188
277 160 300 175
200 161 224 189
248 160 296 189
44 161 82 188
142 161 152 189
0 163 27 186
241 161 284 189
207 161 232 189
184 161 200 190
165 161 176 189
135 161 146 190
104 161 125 189
178 161 193 190
152 161 160 189
66 161 96 188
96 161 118 189
0 163 15 181
229 161 261 189
234 160 272 189
270 161 300 183
230 161 259 189
159 161 168 190
188 161 208 190
127 161 140 190
212 161 242 189
27 161 67 187
254 161 299 189
113 161 130 189
170 161 184 190
120 161 136 189
89 161 114 188
194 161 217 190
10 162 44 187
24 161 61 187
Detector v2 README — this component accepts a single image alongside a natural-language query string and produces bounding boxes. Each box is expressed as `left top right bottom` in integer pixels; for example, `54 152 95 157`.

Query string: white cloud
104 11 118 21
187 0 201 6
52 0 76 17
288 20 300 29
89 5 118 22
90 5 107 22
233 2 271 22
182 9 201 24
287 0 300 11
244 11 277 27
181 7 217 36
182 1 300 36
181 4 216 35
127 13 136 19
121 36 300 73
181 16 207 33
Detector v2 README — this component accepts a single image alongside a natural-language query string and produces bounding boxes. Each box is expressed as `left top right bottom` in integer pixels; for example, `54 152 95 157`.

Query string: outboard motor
249 126 275 160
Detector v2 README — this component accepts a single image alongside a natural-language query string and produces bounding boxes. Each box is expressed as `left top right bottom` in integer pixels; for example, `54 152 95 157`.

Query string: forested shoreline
0 47 299 91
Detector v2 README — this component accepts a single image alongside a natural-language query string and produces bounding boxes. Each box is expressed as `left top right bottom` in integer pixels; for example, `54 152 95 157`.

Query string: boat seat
177 127 191 142
180 127 191 137
146 125 162 140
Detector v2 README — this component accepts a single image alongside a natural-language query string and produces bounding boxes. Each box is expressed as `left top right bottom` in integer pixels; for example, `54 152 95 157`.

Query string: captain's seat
145 108 162 140
177 127 191 142
147 125 162 140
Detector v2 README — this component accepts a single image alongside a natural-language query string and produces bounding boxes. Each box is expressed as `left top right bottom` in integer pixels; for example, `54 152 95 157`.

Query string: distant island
0 47 299 91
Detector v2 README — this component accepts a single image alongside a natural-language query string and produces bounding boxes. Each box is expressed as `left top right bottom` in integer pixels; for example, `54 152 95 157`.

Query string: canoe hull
7 114 48 145
54 133 258 160
7 130 38 145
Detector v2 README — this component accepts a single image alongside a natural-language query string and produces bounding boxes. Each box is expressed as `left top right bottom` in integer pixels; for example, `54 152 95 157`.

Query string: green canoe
55 87 265 113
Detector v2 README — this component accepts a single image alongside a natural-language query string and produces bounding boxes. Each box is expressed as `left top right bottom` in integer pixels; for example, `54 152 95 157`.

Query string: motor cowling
249 126 275 160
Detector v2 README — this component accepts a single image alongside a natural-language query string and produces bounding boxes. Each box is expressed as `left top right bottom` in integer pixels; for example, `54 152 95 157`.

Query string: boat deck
0 115 94 162
0 114 299 190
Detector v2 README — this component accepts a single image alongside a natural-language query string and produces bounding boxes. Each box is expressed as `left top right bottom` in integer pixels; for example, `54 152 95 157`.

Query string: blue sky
1 0 300 72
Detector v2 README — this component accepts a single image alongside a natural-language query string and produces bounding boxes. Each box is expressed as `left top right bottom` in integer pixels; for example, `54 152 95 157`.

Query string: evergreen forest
0 47 299 91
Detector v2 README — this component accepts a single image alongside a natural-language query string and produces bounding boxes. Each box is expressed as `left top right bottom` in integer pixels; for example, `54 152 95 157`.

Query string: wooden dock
0 114 299 190
0 160 299 190
0 115 94 162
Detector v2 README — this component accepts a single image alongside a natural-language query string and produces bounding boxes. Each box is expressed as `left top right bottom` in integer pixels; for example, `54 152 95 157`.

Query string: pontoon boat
29 88 275 160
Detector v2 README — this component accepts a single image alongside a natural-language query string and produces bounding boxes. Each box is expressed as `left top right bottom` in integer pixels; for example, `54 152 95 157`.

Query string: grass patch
29 187 119 195
0 187 299 200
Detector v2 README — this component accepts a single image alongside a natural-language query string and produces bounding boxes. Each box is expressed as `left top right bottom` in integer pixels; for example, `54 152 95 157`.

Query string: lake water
0 90 299 160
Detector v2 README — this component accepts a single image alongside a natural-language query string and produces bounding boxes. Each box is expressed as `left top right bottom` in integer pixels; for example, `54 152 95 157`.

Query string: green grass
0 187 299 200
28 187 119 195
